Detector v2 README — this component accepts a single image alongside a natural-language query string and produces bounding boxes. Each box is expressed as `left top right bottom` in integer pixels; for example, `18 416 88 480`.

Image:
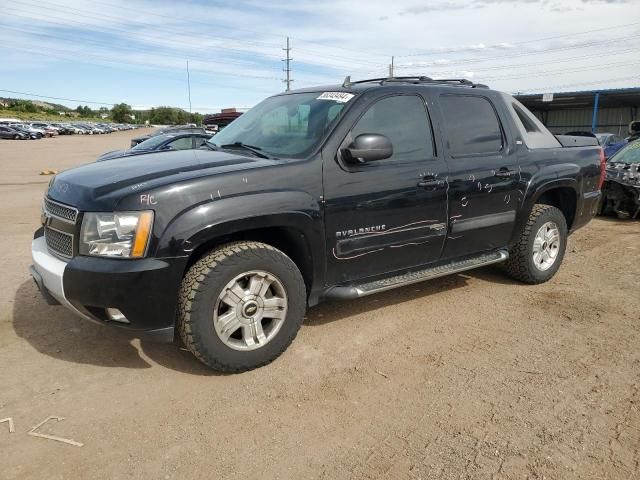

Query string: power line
480 60 640 82
0 88 253 111
5 2 385 69
0 42 282 82
394 33 640 69
400 59 640 83
514 75 640 93
85 0 395 59
0 89 118 106
398 45 638 74
1 24 283 73
398 21 640 57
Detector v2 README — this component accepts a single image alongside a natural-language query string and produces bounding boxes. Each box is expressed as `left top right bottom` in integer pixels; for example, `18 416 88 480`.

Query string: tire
504 204 568 284
13 134 20 140
177 241 306 372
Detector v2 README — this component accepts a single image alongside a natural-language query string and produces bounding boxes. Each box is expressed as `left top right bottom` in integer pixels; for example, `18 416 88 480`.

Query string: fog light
105 308 130 324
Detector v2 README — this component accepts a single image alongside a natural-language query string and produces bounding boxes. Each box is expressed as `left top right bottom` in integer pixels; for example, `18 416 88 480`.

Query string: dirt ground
0 131 639 480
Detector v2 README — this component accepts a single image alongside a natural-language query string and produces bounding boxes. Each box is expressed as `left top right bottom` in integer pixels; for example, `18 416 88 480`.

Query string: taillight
597 147 606 191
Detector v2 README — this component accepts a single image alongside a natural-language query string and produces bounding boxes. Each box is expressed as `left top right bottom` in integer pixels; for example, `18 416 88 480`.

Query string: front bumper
30 235 187 342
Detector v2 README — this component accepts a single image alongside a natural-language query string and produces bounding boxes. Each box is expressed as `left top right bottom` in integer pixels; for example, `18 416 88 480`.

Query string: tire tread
177 241 304 372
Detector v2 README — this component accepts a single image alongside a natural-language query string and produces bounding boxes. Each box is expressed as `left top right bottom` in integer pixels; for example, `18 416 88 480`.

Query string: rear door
433 93 521 259
322 93 449 285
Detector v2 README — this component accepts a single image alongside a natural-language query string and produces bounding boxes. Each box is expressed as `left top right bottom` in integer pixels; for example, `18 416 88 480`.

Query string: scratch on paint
332 247 383 260
390 241 430 248
461 197 469 207
448 235 463 240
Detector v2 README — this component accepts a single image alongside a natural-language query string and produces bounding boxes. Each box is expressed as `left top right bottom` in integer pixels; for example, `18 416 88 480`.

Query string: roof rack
342 76 488 89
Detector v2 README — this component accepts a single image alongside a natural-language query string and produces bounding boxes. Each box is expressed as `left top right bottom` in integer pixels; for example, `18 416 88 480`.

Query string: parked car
599 139 640 218
30 77 604 372
130 125 207 147
0 125 29 140
29 123 58 137
12 124 44 138
49 123 76 135
596 133 627 159
97 133 212 161
71 124 93 134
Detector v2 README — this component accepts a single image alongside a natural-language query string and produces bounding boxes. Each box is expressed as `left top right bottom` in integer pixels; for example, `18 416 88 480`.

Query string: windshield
131 135 174 151
208 91 352 158
609 140 640 165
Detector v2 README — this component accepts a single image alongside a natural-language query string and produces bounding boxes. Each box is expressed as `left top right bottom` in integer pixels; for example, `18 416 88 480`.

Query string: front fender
155 190 323 258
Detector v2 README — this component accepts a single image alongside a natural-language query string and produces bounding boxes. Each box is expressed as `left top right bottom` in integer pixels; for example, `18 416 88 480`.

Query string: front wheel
177 241 306 372
13 134 20 140
504 204 567 284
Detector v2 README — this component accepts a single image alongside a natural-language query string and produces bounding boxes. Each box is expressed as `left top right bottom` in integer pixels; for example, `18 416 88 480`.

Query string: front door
323 93 449 285
433 93 521 259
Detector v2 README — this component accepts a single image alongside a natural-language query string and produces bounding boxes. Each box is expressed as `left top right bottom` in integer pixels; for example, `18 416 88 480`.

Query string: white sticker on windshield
317 92 355 103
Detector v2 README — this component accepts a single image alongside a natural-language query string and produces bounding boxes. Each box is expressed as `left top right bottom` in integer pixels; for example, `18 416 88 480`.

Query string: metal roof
515 87 640 111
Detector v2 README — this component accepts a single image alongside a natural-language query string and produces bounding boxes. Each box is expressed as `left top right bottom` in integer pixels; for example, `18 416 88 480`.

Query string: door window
350 95 434 163
439 95 503 156
166 137 193 150
194 136 210 148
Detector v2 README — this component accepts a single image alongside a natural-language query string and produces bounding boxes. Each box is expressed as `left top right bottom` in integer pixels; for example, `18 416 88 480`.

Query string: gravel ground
0 131 639 480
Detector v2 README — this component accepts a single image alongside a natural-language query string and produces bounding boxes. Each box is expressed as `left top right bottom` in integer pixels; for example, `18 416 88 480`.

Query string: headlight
80 211 154 258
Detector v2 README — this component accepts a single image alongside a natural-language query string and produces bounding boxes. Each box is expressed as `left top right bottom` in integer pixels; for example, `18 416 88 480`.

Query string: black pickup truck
30 77 605 372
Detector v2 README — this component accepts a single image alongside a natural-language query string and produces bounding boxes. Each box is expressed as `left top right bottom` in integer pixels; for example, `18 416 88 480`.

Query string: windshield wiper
218 142 271 159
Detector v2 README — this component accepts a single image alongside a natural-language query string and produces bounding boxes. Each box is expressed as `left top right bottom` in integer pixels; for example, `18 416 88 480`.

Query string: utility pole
282 37 293 91
186 60 192 115
388 56 394 78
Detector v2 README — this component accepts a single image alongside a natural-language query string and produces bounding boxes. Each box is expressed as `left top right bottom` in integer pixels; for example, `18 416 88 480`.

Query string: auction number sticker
317 92 355 103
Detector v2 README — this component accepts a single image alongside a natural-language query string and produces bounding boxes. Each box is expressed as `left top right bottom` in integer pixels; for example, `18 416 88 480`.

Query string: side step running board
325 250 509 300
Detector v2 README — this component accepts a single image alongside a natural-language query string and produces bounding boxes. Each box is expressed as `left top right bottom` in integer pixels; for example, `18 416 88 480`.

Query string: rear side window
351 95 435 162
513 104 539 133
166 137 193 150
439 95 503 156
508 96 561 149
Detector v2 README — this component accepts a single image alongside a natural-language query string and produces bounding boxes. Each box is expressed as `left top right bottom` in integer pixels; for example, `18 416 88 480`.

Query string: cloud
399 2 467 15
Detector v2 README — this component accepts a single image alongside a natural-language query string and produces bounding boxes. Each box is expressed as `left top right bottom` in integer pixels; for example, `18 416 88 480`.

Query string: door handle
494 167 516 178
417 174 443 188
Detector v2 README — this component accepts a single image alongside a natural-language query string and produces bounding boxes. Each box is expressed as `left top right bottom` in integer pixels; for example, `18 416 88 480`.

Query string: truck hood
47 149 272 209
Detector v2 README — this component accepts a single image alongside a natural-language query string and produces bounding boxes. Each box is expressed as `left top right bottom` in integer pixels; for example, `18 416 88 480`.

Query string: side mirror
161 145 175 150
343 133 393 163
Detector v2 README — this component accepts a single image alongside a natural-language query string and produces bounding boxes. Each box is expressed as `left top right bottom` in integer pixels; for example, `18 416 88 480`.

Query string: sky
1 0 639 113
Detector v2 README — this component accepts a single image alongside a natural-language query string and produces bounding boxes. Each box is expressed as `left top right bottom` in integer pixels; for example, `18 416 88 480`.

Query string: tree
111 103 132 123
75 105 93 117
9 100 38 113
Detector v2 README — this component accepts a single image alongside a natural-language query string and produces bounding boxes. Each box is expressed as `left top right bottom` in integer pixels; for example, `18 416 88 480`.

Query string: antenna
186 60 192 115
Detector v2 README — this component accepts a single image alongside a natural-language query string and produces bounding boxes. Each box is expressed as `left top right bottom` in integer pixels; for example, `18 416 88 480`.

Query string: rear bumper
30 235 187 342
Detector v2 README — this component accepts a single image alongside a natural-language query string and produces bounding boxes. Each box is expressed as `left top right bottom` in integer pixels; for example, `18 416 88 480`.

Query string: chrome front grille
44 226 73 259
43 197 78 260
44 197 78 223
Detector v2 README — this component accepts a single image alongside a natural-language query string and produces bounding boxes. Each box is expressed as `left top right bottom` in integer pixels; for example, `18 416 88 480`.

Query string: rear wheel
504 204 567 284
177 241 306 372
